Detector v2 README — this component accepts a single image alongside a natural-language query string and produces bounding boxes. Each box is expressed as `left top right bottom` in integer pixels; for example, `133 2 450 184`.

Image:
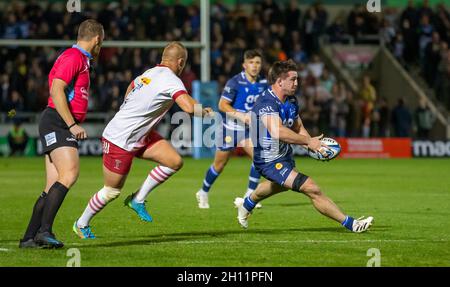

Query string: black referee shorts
39 107 78 155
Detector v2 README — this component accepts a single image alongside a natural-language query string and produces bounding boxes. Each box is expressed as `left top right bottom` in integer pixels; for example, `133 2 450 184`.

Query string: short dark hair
268 59 298 85
77 19 104 41
243 49 263 61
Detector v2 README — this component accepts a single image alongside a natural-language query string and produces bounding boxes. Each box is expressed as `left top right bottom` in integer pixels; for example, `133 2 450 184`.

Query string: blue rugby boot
124 194 153 222
73 221 96 239
34 231 64 249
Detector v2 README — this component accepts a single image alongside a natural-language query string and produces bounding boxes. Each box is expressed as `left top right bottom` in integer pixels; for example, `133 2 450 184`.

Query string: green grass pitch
0 156 449 266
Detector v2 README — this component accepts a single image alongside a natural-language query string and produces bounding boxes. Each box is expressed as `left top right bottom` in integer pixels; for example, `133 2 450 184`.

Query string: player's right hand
202 107 215 117
69 124 88 140
307 134 328 158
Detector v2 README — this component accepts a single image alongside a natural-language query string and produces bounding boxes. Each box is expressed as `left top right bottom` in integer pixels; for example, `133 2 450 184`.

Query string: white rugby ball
308 137 341 161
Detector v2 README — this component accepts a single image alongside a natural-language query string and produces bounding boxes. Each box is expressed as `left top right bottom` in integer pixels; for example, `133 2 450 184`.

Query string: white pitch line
0 248 10 252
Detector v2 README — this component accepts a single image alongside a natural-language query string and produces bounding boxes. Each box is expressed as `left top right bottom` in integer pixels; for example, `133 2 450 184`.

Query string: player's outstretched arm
218 98 250 124
50 79 87 140
175 93 214 117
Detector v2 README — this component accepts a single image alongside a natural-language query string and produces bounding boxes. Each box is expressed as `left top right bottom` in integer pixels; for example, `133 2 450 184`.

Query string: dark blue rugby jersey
220 71 268 130
251 87 300 165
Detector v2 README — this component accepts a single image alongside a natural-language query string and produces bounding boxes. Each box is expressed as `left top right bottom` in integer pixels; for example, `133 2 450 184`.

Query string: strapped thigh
292 172 309 192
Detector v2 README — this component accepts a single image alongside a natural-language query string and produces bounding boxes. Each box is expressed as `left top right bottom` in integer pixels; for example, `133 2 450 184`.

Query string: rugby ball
308 137 341 161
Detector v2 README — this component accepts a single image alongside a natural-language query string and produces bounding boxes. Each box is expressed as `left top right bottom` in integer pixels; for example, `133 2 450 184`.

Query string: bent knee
169 156 184 171
300 181 322 198
58 170 79 188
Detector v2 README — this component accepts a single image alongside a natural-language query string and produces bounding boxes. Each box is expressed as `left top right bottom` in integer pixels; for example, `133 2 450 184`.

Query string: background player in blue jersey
196 50 268 209
234 59 374 233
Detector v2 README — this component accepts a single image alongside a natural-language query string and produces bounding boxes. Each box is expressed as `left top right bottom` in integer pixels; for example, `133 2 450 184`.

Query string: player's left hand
202 107 214 117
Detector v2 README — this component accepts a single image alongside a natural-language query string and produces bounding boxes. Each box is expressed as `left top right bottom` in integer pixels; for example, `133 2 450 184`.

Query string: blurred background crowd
0 0 449 139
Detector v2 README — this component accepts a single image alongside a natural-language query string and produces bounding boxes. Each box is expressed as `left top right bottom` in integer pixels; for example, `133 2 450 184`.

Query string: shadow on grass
79 226 353 248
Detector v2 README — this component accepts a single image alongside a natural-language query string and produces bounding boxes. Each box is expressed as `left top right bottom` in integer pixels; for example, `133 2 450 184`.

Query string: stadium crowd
0 0 448 138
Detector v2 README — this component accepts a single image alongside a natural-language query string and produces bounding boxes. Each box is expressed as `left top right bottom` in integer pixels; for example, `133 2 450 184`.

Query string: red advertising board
335 138 412 158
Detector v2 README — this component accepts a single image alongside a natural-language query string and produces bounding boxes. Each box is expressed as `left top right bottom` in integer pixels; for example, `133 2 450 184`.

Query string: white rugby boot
234 197 251 229
352 216 374 233
196 190 210 209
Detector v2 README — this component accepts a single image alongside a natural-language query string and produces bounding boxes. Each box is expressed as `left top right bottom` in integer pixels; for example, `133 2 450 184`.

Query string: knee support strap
292 173 309 192
100 186 121 202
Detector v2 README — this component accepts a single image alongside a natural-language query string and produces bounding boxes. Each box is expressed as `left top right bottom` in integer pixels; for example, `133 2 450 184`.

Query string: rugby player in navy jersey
234 59 374 233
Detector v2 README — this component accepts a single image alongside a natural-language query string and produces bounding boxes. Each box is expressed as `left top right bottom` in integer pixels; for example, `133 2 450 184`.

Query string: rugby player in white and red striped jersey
73 42 213 239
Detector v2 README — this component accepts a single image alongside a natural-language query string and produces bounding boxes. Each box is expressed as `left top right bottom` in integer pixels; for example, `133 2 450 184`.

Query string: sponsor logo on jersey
66 137 77 142
275 163 283 170
141 77 151 85
225 136 232 143
259 106 275 114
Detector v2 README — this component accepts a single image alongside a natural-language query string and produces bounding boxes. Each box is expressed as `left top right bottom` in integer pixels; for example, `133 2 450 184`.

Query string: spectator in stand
414 98 435 139
333 83 349 137
400 0 419 29
327 17 346 43
400 18 418 65
392 32 406 66
290 43 307 64
302 7 322 56
285 0 301 33
307 54 325 79
319 68 335 93
418 0 435 21
391 98 412 138
435 50 450 109
346 89 361 137
7 119 29 156
435 4 450 43
359 75 377 138
375 97 390 137
1 74 11 111
423 32 442 87
418 14 434 62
